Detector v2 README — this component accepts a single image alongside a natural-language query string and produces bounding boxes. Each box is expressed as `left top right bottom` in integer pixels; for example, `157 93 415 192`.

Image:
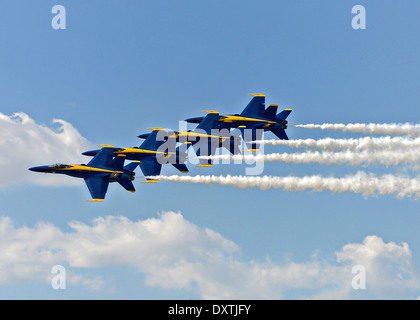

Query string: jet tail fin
87 147 114 167
261 104 278 119
240 94 266 116
106 155 126 170
196 112 220 134
123 161 140 172
139 129 167 150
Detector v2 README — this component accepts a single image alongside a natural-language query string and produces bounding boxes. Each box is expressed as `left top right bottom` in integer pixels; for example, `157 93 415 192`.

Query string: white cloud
0 112 93 187
336 235 420 297
0 211 419 299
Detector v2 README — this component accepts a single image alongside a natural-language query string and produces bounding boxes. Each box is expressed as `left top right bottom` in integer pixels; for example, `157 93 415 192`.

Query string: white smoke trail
198 149 420 168
294 123 420 138
254 137 420 152
151 172 420 199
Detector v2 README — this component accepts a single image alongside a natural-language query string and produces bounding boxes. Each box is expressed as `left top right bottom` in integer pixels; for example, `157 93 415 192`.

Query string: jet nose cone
185 116 204 123
82 150 99 156
29 166 48 172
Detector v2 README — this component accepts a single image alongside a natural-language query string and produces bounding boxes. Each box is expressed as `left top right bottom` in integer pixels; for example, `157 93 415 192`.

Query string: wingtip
201 110 219 114
141 180 159 183
96 144 114 148
147 127 165 131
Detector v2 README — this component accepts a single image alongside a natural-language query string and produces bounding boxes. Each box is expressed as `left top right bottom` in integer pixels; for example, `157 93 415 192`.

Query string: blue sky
1 1 420 299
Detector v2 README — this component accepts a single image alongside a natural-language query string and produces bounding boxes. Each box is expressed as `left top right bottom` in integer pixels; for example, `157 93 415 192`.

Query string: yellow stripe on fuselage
55 165 123 174
113 148 167 155
168 131 222 140
219 115 276 124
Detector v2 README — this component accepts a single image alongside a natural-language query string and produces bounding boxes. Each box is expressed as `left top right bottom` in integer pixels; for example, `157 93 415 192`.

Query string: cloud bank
0 112 93 187
0 211 419 299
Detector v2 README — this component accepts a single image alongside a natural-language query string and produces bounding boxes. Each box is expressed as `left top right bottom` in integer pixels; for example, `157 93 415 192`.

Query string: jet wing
87 147 114 168
84 176 110 201
139 158 162 179
240 127 263 151
192 140 215 167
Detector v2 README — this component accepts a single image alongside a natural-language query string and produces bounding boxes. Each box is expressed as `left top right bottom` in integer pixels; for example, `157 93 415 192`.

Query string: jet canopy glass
48 164 71 169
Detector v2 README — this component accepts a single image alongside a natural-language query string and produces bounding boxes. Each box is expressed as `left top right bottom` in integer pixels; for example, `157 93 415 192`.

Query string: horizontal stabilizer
271 128 289 140
118 180 136 193
276 109 292 120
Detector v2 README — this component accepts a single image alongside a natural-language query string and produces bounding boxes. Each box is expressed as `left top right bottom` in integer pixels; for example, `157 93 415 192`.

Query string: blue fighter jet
29 147 139 201
83 129 189 183
185 94 292 151
138 112 242 167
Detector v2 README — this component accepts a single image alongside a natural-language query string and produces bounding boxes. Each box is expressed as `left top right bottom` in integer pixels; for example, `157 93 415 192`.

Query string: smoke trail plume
151 172 420 199
254 137 420 152
198 148 420 168
294 123 420 138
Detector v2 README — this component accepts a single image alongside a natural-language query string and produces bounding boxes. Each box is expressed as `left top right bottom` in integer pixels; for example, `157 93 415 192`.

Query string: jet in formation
29 147 139 201
29 94 292 201
82 128 189 183
185 94 291 151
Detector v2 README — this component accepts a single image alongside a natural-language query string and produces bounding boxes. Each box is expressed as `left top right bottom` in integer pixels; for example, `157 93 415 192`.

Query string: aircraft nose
82 150 99 156
28 165 49 172
184 116 204 123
